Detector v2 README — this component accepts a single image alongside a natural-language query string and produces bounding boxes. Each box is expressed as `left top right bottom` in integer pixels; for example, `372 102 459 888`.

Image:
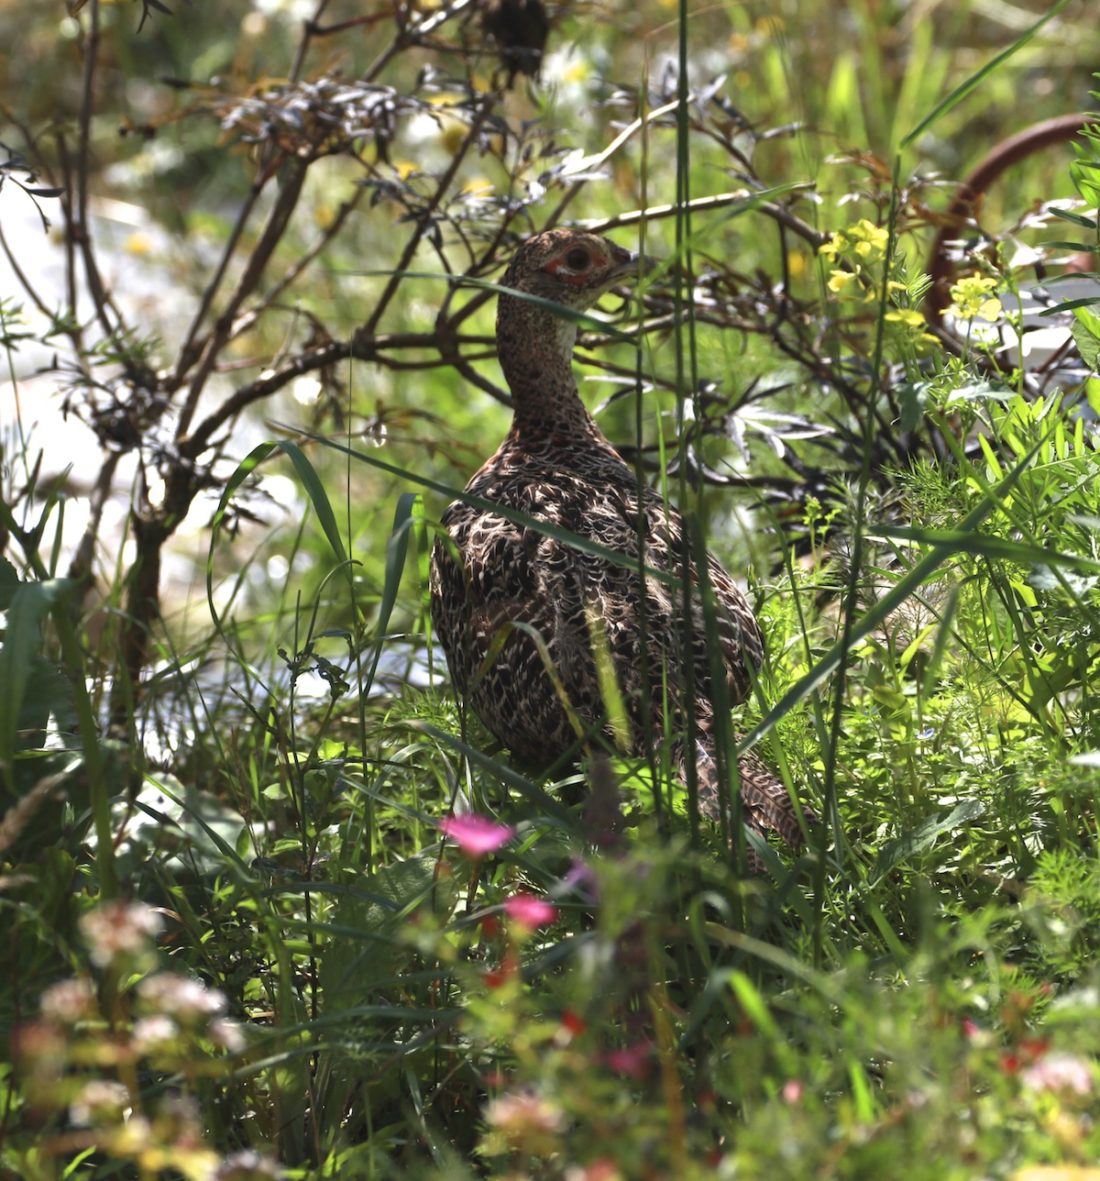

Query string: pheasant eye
564 247 590 270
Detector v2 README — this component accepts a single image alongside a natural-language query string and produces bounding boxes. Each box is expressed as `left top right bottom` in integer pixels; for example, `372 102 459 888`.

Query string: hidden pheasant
429 229 809 859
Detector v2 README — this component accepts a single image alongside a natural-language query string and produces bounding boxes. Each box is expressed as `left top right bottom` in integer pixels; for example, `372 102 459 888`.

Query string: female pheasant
429 228 808 859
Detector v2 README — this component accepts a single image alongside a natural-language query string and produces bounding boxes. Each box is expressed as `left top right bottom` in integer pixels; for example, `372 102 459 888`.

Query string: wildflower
215 1151 284 1180
502 892 557 930
485 1090 565 1154
849 218 889 259
478 913 503 939
559 1010 586 1037
80 900 162 967
439 814 515 858
137 973 228 1023
209 1018 247 1053
949 274 1003 321
153 1092 203 1141
69 1079 131 1127
818 232 847 262
604 1041 652 1078
40 977 96 1023
131 1014 179 1054
561 858 599 903
483 950 520 989
11 1021 67 1080
885 308 925 329
782 1079 803 1103
819 219 889 264
827 268 860 294
1021 1052 1094 1097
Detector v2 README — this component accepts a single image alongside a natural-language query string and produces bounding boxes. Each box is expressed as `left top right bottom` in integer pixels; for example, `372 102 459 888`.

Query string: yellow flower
885 308 924 328
885 306 937 344
818 232 846 261
125 232 153 257
827 268 859 294
949 274 1003 321
849 219 889 260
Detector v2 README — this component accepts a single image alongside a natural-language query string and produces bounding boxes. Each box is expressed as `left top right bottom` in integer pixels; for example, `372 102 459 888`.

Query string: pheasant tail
680 735 811 854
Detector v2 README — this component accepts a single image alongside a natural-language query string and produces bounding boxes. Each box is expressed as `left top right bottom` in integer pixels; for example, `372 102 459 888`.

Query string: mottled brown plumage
430 229 810 862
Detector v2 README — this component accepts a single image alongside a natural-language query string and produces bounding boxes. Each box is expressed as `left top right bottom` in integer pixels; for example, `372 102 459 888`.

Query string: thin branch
358 93 496 339
72 0 121 345
231 184 369 341
178 158 309 439
172 176 269 394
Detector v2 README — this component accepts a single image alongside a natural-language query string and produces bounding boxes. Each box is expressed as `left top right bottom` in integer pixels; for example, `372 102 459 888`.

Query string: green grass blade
291 426 686 589
206 439 348 641
901 0 1074 149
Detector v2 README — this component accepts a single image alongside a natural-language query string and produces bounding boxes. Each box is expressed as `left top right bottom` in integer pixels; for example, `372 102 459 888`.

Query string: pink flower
439 814 514 858
1021 1052 1094 1097
604 1042 652 1078
503 892 558 930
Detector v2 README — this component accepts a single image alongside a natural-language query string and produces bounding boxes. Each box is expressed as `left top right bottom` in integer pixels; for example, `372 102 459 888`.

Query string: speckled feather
430 229 808 856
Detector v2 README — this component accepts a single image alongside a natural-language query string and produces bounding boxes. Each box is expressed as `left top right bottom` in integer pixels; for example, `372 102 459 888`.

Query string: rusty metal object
925 113 1095 326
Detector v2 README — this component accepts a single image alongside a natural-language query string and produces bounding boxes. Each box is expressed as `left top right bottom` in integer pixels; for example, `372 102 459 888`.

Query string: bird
479 0 550 87
429 228 810 864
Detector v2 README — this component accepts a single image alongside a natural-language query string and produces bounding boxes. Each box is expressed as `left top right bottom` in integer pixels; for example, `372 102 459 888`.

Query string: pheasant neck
496 293 606 444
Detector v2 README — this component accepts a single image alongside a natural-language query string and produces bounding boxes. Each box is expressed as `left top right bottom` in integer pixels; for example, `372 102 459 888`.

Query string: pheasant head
495 229 646 437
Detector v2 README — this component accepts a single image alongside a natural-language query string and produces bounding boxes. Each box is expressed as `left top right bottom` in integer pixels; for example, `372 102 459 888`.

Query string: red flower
484 952 519 989
560 1010 587 1036
478 914 503 939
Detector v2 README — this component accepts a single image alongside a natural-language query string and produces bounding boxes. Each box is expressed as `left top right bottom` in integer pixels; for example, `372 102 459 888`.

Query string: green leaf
0 577 76 779
206 439 349 641
1071 304 1100 371
1050 206 1100 230
361 492 419 698
872 799 988 880
741 426 1054 756
1039 295 1100 315
873 524 1100 575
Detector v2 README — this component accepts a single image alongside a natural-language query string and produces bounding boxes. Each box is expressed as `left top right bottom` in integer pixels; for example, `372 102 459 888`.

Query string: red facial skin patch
543 248 608 284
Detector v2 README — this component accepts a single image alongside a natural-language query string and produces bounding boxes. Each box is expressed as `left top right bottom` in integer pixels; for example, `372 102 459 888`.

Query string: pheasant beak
611 248 659 284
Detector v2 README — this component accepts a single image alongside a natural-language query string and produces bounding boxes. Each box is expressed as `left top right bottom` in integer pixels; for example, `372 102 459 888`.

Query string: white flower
209 1018 247 1053
80 901 162 967
40 977 95 1023
69 1079 130 1126
131 1014 179 1053
138 972 227 1022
